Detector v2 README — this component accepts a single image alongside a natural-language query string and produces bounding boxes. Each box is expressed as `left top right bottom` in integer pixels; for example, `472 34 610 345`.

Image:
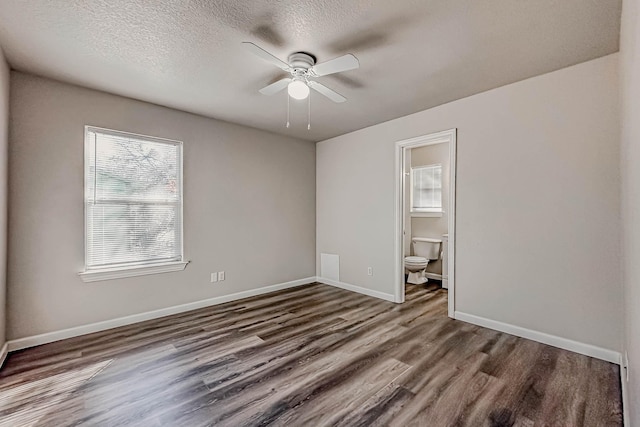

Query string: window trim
79 125 187 282
410 163 444 215
79 260 189 282
411 211 443 218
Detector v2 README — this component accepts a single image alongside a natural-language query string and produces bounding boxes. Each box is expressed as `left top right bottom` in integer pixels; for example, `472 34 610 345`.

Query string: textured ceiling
0 0 622 142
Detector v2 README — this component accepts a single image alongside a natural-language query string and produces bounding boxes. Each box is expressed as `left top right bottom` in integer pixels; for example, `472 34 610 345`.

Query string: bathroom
404 139 450 290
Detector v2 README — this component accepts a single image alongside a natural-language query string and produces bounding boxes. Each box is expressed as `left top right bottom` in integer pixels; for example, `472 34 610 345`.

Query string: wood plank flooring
0 282 623 426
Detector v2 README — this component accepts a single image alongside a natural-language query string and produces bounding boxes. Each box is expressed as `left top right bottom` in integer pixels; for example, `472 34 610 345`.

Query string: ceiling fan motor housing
288 52 316 71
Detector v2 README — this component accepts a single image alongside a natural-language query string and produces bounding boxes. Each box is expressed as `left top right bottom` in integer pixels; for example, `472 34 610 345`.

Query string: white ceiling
0 0 622 142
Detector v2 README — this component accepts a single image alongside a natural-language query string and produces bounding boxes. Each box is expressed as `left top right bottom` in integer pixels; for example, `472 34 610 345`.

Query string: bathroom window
411 164 442 216
80 126 187 282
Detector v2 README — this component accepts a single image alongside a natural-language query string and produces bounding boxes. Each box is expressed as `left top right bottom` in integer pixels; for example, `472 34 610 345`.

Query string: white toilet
405 237 442 284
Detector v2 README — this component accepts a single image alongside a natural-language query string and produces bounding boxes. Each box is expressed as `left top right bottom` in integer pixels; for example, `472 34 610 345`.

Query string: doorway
394 129 457 317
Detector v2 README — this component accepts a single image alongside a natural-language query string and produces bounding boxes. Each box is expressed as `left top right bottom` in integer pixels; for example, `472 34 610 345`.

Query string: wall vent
320 253 340 281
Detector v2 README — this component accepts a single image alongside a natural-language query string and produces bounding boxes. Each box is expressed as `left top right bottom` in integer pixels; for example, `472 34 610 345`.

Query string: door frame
394 129 457 318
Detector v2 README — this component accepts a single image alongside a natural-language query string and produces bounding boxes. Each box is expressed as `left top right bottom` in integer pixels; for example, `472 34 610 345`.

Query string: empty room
0 0 639 426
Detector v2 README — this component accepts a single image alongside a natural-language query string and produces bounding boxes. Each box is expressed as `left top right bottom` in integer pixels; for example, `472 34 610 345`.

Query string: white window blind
84 127 183 270
411 164 442 212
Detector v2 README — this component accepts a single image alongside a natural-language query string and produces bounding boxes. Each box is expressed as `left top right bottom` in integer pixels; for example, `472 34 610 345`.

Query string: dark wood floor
0 282 622 426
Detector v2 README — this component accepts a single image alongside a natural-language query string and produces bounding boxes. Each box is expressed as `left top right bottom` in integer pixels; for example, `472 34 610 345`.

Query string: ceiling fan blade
308 81 346 103
242 42 290 70
310 54 359 77
259 78 292 96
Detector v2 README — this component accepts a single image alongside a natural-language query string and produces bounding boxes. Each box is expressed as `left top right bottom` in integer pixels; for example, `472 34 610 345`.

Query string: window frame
410 163 444 218
79 126 188 282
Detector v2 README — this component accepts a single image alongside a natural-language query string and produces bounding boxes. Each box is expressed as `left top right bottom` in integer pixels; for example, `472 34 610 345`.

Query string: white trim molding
621 352 630 427
79 260 189 282
317 277 396 303
455 311 621 364
424 272 442 281
0 342 8 369
410 211 443 218
7 277 316 352
395 129 457 314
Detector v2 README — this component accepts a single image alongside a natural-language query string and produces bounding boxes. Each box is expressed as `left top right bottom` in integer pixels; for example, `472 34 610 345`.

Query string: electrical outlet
219 271 225 281
210 272 218 283
367 267 373 276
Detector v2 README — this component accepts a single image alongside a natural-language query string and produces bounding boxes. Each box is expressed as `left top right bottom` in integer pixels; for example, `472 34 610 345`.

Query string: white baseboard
0 342 8 369
621 352 630 427
7 277 316 352
454 311 621 364
317 277 396 303
424 272 442 281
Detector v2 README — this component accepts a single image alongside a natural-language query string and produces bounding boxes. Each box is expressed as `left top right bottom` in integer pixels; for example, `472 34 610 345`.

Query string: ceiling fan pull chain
286 93 290 128
307 92 311 130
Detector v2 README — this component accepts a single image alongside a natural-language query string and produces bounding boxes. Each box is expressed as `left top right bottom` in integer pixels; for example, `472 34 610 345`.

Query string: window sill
79 261 189 283
411 211 444 218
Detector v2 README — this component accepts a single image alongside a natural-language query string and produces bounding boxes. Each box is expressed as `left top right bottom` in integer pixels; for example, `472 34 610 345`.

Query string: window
80 126 187 282
411 164 443 215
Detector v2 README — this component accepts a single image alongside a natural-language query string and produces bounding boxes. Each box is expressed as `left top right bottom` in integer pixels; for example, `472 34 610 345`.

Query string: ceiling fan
242 42 360 105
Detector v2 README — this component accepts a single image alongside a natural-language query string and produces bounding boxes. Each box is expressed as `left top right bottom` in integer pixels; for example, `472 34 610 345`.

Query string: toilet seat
404 256 428 268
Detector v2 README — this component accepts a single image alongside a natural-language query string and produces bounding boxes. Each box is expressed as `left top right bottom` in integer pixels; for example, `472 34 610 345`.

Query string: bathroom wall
410 143 450 275
8 72 316 340
316 54 622 352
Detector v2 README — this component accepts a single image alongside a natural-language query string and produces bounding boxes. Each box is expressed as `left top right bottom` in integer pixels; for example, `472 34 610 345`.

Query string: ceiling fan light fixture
288 80 310 100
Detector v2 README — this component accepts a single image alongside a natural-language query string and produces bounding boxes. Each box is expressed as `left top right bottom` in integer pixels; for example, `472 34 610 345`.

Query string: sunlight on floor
0 359 112 427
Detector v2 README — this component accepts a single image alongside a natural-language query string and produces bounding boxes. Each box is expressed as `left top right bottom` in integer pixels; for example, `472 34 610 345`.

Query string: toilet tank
412 237 442 260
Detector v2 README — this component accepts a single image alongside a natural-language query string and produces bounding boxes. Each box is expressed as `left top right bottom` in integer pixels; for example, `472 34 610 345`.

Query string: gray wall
8 72 316 340
317 54 622 352
620 0 640 422
0 48 8 351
